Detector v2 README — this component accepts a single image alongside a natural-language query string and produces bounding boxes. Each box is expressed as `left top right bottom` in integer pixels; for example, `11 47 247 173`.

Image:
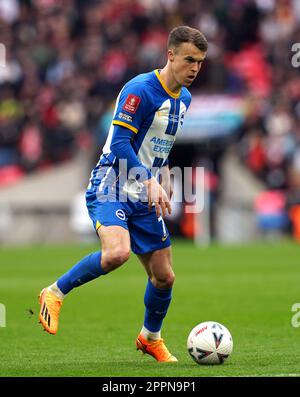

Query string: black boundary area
0 376 299 394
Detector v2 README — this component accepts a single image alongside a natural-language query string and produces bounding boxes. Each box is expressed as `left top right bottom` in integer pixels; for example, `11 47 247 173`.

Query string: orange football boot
135 334 178 362
38 288 63 335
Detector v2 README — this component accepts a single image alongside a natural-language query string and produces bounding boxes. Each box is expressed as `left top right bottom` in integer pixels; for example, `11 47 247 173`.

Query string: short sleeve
112 82 152 134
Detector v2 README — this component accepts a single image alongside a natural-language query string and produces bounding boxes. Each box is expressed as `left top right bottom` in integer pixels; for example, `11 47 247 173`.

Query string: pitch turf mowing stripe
0 241 299 376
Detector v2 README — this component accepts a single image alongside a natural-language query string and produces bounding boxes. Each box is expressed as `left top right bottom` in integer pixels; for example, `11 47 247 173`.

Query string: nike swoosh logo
162 235 169 242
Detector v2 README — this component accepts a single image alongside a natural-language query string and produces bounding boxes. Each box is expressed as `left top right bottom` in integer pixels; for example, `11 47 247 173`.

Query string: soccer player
38 26 208 362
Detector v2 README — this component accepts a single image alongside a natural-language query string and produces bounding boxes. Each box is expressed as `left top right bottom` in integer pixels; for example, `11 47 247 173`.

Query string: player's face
168 42 206 87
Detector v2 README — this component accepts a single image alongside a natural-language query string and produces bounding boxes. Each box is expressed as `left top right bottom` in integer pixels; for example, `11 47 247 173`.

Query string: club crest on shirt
123 94 141 114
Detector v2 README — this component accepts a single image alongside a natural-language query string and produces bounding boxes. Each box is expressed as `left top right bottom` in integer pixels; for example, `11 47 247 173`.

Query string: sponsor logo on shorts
116 209 126 221
162 234 169 242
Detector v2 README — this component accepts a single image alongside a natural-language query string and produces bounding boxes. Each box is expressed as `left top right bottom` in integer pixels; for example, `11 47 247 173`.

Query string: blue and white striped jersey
88 69 192 199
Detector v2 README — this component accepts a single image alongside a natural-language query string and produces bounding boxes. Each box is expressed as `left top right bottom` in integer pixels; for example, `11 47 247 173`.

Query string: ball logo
116 209 126 221
195 325 207 336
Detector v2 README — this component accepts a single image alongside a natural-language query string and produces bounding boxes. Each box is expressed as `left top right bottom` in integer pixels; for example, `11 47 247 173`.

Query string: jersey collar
154 69 181 99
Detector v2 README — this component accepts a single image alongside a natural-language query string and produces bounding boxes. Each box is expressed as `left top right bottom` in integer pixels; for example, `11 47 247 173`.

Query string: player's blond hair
168 26 208 53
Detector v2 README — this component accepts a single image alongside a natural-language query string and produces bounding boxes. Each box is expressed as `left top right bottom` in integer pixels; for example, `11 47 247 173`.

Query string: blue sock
57 251 106 295
143 279 172 332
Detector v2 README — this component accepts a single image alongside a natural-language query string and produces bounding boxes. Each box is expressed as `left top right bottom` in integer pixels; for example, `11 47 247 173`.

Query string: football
187 321 233 365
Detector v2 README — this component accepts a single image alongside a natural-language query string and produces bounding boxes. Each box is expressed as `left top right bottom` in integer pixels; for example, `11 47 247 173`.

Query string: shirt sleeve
112 82 152 134
110 124 152 182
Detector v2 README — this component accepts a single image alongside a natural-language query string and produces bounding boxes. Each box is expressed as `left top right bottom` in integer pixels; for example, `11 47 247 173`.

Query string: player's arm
110 125 151 181
110 125 171 218
146 163 173 218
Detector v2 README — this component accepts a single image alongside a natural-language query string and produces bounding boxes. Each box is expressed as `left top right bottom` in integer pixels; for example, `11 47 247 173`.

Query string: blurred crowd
0 0 300 208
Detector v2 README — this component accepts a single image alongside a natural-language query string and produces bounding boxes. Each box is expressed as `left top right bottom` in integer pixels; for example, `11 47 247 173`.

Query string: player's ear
168 48 175 62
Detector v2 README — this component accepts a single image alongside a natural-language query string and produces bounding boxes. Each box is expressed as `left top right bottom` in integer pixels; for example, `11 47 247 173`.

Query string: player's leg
128 203 177 361
39 225 130 334
39 200 131 335
138 246 175 339
51 224 130 292
135 246 177 362
97 225 131 272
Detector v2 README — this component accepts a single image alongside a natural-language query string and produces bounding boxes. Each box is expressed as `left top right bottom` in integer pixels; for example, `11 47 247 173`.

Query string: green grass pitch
0 240 300 377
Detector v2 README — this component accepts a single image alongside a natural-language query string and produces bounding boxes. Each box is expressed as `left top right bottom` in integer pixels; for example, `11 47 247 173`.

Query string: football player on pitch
38 26 208 362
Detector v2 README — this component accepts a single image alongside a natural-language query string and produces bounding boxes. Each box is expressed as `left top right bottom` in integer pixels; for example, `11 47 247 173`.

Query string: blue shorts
85 190 171 255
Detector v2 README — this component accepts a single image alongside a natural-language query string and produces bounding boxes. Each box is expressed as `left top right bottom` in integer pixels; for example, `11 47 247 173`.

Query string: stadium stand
0 0 300 242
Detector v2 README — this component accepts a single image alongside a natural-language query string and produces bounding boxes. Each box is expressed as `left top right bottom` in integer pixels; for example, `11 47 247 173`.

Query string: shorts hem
131 240 171 255
94 221 128 231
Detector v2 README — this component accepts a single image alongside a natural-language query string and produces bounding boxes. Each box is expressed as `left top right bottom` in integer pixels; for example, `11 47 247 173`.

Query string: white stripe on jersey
102 91 122 155
98 164 114 193
137 99 187 174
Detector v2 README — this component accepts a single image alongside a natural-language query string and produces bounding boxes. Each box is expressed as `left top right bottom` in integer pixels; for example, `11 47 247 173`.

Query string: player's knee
152 271 175 289
102 249 130 272
163 272 175 289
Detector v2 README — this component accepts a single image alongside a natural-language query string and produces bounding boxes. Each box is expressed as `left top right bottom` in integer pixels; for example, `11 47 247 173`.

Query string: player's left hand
143 177 172 218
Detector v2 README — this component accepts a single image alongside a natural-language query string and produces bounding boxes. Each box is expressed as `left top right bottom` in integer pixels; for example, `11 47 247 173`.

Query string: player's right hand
143 177 172 218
